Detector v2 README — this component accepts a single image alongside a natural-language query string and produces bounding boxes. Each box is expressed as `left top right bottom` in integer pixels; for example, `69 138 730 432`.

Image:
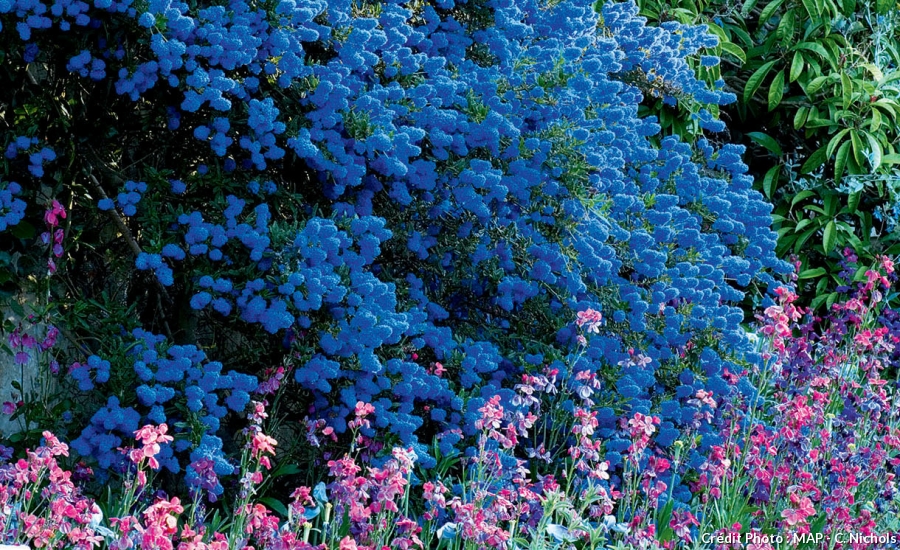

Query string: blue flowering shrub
0 0 789 502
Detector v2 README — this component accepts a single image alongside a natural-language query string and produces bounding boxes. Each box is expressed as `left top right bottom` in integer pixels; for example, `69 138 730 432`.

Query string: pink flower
575 309 602 333
781 494 815 526
627 413 658 437
250 433 278 464
44 200 66 228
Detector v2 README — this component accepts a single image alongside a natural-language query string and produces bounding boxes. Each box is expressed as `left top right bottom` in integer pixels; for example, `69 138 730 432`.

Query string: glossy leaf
822 220 836 254
800 145 828 174
744 60 778 103
747 131 782 156
799 267 827 279
865 132 883 170
768 70 785 111
841 72 852 110
789 51 804 82
834 140 851 183
762 164 780 198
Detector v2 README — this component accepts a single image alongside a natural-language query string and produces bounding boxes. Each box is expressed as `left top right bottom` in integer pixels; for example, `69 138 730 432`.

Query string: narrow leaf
762 164 780 198
720 42 746 64
841 72 852 110
794 106 809 129
823 220 836 254
850 130 865 165
871 108 882 132
744 61 777 103
746 131 782 156
805 76 829 96
801 145 828 174
834 140 850 183
825 128 850 158
791 189 817 206
847 190 861 213
768 70 785 111
865 132 883 170
799 267 827 279
789 52 804 82
759 0 787 25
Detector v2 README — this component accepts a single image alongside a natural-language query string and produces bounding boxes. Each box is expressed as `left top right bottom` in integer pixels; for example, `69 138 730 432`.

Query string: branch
84 165 176 341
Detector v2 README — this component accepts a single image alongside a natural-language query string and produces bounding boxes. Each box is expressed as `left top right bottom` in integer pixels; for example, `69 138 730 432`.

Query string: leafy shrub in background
0 0 788 510
636 0 900 309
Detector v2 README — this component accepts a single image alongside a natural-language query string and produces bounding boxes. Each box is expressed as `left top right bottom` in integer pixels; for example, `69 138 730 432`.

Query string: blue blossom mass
0 0 789 489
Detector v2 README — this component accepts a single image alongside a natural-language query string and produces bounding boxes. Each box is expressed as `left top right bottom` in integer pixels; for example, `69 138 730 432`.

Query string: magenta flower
43 200 66 228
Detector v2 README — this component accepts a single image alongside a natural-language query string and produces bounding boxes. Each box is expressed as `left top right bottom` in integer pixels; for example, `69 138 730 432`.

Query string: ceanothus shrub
0 0 789 499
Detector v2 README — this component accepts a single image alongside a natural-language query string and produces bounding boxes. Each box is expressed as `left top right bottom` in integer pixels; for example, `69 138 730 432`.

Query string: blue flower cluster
185 434 232 497
98 180 146 216
66 49 106 80
0 182 25 231
4 136 55 177
135 252 174 286
175 194 270 265
69 355 111 391
72 396 143 470
72 328 257 474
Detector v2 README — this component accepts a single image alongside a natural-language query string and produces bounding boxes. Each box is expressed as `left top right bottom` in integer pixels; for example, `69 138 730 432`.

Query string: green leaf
768 70 785 111
746 131 782 156
776 9 796 43
841 72 852 110
800 0 820 16
789 235 814 259
741 0 761 17
271 463 302 478
847 190 861 213
834 140 851 183
850 130 865 165
758 0 787 25
793 42 831 61
864 132 883 170
789 52 804 82
744 61 778 103
804 204 825 215
799 267 827 279
260 497 289 517
826 128 850 157
863 62 884 82
823 220 836 254
791 189 817 206
871 108 882 132
794 106 809 129
720 42 746 64
823 193 838 217
338 508 351 538
762 164 780 198
656 498 676 542
883 153 900 164
795 218 814 232
801 145 828 174
809 294 829 310
805 76 830 96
